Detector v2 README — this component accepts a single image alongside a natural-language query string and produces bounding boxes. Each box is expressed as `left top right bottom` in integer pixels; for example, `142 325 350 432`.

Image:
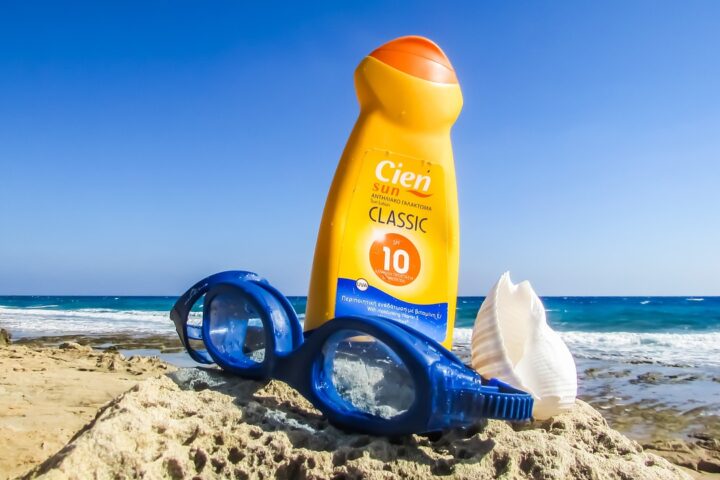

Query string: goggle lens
207 292 266 365
321 330 415 419
185 295 210 360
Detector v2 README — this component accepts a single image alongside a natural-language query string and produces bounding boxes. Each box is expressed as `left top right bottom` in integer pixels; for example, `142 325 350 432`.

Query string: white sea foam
3 306 720 368
640 300 651 305
686 298 705 302
454 327 720 367
0 306 175 336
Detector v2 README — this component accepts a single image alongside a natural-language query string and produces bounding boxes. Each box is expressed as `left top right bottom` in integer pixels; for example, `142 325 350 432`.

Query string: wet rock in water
665 373 699 383
583 367 632 379
23 375 691 479
58 342 92 352
0 329 10 347
628 359 655 365
630 372 702 386
630 372 665 385
14 333 184 353
690 432 720 447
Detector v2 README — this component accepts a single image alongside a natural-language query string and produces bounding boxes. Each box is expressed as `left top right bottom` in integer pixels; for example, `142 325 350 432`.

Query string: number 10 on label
369 233 421 286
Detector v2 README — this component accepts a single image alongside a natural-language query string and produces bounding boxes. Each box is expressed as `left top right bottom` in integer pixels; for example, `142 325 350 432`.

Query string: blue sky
1 1 718 296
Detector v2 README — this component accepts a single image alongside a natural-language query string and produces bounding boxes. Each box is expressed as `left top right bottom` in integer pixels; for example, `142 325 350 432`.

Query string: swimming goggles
170 271 533 436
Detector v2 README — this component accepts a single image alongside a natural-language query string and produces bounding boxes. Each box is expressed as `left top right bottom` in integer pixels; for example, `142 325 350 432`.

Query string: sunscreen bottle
305 36 463 349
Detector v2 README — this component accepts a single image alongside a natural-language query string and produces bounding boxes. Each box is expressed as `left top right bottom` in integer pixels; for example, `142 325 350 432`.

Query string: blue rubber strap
380 316 534 422
454 378 534 421
428 365 534 430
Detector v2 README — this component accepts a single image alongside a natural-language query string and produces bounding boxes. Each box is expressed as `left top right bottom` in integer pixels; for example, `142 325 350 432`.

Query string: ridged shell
471 272 577 420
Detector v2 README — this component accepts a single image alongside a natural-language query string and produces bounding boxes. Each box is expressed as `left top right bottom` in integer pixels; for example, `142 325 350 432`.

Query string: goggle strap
469 378 534 421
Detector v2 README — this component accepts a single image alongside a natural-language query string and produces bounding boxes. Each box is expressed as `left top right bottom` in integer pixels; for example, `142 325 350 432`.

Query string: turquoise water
2 295 718 330
1 295 718 366
2 295 719 419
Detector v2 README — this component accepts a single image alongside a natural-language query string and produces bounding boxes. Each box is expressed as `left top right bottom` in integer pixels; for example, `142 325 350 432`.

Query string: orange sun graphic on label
369 233 421 286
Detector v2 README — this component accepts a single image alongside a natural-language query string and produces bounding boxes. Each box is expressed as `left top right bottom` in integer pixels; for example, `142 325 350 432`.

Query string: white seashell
471 272 577 420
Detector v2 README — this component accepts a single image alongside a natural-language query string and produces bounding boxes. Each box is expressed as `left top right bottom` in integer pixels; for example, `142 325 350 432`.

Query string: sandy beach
0 333 173 479
1 329 718 479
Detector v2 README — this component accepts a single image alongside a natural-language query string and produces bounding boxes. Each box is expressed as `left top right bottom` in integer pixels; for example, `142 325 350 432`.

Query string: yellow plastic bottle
305 36 463 349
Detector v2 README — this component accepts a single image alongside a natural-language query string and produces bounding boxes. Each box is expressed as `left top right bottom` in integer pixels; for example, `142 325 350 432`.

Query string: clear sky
1 1 719 296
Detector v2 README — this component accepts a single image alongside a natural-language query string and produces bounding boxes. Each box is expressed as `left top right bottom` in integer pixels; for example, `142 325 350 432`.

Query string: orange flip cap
369 36 458 84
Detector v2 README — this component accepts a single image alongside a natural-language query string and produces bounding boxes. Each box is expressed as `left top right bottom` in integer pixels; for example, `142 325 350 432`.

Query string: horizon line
0 294 717 299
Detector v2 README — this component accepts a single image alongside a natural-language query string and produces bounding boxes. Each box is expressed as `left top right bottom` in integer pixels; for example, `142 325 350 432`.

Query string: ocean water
2 295 720 433
1 295 718 367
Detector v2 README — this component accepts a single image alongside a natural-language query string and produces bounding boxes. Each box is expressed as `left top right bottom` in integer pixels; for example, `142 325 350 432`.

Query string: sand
0 339 174 479
1 329 716 479
17 367 690 480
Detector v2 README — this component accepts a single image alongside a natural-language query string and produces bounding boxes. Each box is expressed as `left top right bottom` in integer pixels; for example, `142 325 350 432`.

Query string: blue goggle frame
170 271 533 436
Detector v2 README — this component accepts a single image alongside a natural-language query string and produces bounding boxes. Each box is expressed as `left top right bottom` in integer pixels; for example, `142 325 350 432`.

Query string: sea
1 295 718 367
1 295 719 439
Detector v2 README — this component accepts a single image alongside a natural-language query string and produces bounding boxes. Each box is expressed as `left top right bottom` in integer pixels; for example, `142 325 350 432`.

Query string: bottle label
334 149 449 343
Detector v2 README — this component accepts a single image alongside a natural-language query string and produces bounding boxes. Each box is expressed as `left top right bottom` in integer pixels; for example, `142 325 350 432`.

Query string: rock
58 342 92 352
630 372 701 386
23 372 691 479
665 374 699 383
645 435 720 474
583 367 632 379
630 372 664 385
0 328 10 347
628 359 655 365
690 432 720 451
698 458 720 473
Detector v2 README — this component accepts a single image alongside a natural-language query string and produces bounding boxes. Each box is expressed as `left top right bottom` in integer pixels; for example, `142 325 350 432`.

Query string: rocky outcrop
25 369 690 479
645 435 720 475
0 328 10 347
